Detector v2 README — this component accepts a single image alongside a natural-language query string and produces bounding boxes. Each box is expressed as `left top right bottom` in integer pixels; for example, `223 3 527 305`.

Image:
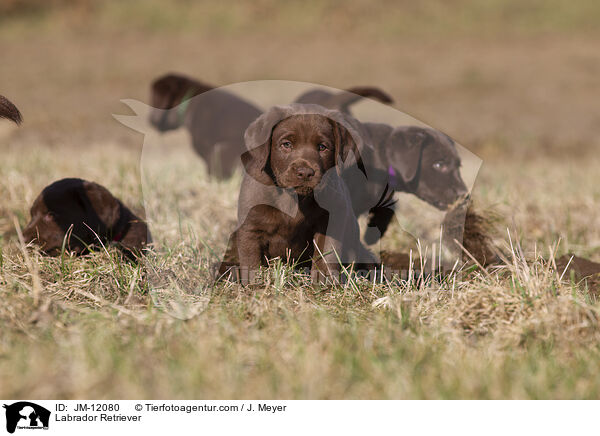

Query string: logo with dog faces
3 402 50 434
115 80 482 317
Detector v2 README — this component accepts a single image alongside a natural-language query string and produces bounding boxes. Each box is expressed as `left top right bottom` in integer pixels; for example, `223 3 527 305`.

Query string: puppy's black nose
296 166 315 180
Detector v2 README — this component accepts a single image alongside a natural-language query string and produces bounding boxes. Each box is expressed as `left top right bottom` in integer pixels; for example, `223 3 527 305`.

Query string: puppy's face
269 115 337 196
416 130 467 209
149 75 196 131
23 195 66 255
387 127 468 210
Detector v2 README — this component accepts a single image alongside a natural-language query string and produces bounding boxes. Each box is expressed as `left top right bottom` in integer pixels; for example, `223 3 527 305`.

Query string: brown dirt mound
380 251 411 271
556 254 600 296
442 200 499 266
381 201 500 272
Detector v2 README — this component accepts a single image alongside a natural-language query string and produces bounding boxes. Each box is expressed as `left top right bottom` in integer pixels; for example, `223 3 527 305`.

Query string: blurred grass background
2 0 600 37
1 0 599 157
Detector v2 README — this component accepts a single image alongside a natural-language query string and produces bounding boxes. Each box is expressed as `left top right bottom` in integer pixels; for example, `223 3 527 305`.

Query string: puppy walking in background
23 178 151 258
0 95 22 124
295 87 468 243
149 73 262 179
342 123 469 244
219 104 375 283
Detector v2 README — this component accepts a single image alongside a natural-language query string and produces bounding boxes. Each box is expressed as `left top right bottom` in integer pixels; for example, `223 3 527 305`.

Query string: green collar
177 88 197 123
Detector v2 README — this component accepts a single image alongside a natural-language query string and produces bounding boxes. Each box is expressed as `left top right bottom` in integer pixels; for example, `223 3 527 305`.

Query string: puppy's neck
363 122 416 194
296 191 316 205
110 201 131 242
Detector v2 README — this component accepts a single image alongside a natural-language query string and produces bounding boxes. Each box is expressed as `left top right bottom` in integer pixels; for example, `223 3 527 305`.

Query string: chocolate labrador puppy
341 123 469 244
23 178 151 258
219 104 375 283
294 86 394 115
0 95 22 124
149 73 262 179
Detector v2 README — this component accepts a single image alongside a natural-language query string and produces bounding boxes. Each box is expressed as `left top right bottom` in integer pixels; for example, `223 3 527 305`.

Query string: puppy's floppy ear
330 120 367 177
387 127 428 183
240 139 273 185
83 181 121 228
242 105 293 185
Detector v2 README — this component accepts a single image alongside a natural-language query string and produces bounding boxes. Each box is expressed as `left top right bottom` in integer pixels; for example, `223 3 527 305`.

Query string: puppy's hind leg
215 230 242 281
208 141 239 180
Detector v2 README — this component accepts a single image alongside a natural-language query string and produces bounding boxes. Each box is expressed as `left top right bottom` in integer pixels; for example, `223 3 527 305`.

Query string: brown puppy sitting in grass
219 104 375 283
0 95 22 124
149 73 263 179
23 178 151 259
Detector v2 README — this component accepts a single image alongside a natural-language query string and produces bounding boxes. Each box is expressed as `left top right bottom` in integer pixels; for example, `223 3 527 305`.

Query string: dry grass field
1 0 599 399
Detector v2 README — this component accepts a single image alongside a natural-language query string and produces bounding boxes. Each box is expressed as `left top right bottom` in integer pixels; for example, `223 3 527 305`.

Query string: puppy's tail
0 95 23 125
327 87 394 112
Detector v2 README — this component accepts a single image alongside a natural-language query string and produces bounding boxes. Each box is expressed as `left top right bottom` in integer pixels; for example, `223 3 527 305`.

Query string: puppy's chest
264 206 327 259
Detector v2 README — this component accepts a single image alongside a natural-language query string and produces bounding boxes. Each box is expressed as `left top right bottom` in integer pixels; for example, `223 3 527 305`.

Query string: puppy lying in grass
219 104 375 283
23 178 151 259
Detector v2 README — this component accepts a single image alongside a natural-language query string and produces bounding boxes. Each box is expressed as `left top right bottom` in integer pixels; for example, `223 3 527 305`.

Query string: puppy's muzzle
289 160 319 183
294 165 315 181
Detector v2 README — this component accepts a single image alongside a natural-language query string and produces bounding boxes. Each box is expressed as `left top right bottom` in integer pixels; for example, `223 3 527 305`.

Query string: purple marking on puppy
388 166 398 189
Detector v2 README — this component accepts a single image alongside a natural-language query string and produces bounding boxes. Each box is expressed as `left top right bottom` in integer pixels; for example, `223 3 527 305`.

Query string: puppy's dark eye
281 141 292 149
433 161 449 172
318 143 329 152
